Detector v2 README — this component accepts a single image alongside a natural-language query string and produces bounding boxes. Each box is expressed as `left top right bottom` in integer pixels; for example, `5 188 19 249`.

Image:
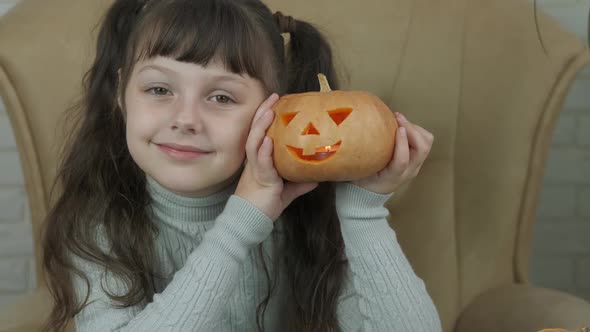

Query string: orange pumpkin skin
266 74 398 182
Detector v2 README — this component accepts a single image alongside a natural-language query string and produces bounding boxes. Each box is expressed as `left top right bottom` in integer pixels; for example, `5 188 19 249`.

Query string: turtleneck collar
146 175 236 223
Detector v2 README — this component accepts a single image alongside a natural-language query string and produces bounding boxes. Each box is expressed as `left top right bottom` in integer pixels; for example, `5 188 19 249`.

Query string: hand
351 112 434 195
235 93 318 221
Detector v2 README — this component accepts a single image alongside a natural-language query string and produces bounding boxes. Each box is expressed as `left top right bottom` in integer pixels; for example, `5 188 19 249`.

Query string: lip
157 143 210 161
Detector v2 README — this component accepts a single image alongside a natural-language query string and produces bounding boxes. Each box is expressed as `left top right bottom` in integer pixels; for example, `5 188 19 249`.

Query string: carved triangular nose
301 122 320 135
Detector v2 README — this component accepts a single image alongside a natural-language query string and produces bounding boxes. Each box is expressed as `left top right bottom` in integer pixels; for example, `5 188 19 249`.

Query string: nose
171 99 203 134
301 122 320 136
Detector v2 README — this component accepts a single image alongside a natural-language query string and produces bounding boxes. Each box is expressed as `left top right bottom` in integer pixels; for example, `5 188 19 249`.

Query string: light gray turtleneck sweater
72 177 442 331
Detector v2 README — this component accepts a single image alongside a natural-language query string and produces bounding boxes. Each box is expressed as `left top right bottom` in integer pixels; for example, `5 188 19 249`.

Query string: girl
42 0 441 331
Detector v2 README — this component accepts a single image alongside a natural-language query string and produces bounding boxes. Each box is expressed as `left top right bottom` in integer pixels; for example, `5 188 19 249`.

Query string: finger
402 125 431 177
412 164 423 178
415 125 434 143
282 181 319 205
253 93 279 123
389 126 410 173
394 113 432 176
397 114 431 153
405 123 431 155
257 136 280 184
246 108 275 165
396 112 433 148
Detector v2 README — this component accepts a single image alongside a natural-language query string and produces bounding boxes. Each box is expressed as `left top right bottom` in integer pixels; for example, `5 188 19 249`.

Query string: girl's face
124 56 267 197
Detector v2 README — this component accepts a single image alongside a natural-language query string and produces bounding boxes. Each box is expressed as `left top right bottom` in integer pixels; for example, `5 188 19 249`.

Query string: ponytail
273 11 339 94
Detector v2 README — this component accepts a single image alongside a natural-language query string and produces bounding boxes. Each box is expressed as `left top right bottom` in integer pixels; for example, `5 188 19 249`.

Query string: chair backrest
1 0 589 330
0 0 114 292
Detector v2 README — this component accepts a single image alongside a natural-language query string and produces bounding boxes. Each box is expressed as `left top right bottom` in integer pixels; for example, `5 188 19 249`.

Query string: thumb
282 182 318 205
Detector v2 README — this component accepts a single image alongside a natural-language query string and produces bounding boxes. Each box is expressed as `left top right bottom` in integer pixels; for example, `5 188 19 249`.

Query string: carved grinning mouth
286 141 342 162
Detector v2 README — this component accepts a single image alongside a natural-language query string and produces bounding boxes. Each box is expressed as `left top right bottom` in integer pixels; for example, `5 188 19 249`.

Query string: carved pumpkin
266 73 398 182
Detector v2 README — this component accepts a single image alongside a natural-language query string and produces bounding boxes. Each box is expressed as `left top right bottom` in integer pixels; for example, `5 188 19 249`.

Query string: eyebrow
137 64 249 87
137 64 177 76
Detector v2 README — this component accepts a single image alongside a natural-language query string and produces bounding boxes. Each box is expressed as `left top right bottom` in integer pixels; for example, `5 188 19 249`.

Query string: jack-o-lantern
266 73 398 182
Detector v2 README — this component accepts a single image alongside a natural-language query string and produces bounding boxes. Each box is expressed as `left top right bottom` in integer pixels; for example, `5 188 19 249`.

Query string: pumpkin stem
318 73 332 92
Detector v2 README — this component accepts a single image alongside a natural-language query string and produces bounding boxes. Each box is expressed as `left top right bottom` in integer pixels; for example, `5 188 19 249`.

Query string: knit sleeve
72 195 273 332
334 183 442 332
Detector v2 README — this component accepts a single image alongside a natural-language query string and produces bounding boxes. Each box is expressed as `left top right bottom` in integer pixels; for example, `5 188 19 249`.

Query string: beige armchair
1 0 590 331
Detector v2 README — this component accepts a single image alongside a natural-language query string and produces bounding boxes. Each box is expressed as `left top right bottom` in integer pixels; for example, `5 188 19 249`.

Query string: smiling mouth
286 141 342 162
157 143 210 161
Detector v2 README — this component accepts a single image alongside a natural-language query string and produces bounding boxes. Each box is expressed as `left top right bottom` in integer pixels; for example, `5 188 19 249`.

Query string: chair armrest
455 284 590 332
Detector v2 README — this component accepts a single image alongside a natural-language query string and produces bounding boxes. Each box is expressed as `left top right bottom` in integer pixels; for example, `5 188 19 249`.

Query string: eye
282 112 298 126
146 87 172 96
328 108 353 125
211 94 235 104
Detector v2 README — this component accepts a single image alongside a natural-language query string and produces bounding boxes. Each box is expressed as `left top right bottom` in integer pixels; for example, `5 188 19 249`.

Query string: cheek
213 111 254 163
125 104 165 140
125 111 150 154
219 122 250 152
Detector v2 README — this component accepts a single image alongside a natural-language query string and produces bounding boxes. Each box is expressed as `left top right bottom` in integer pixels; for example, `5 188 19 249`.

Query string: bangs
130 0 274 82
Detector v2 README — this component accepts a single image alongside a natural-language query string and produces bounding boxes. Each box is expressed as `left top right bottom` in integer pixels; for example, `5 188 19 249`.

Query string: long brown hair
42 0 347 331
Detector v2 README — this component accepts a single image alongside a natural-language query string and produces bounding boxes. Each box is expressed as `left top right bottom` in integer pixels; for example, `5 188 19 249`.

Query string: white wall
530 0 590 302
0 0 34 310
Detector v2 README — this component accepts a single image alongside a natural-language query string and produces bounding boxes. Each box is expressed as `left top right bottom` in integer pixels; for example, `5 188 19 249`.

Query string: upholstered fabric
455 285 590 331
1 0 590 331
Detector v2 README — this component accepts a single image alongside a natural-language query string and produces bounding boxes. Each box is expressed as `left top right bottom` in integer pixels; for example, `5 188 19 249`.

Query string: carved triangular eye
328 108 352 125
282 112 298 126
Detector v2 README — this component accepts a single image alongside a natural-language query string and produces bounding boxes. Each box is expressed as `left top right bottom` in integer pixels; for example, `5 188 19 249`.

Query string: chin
152 173 212 196
147 169 238 198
